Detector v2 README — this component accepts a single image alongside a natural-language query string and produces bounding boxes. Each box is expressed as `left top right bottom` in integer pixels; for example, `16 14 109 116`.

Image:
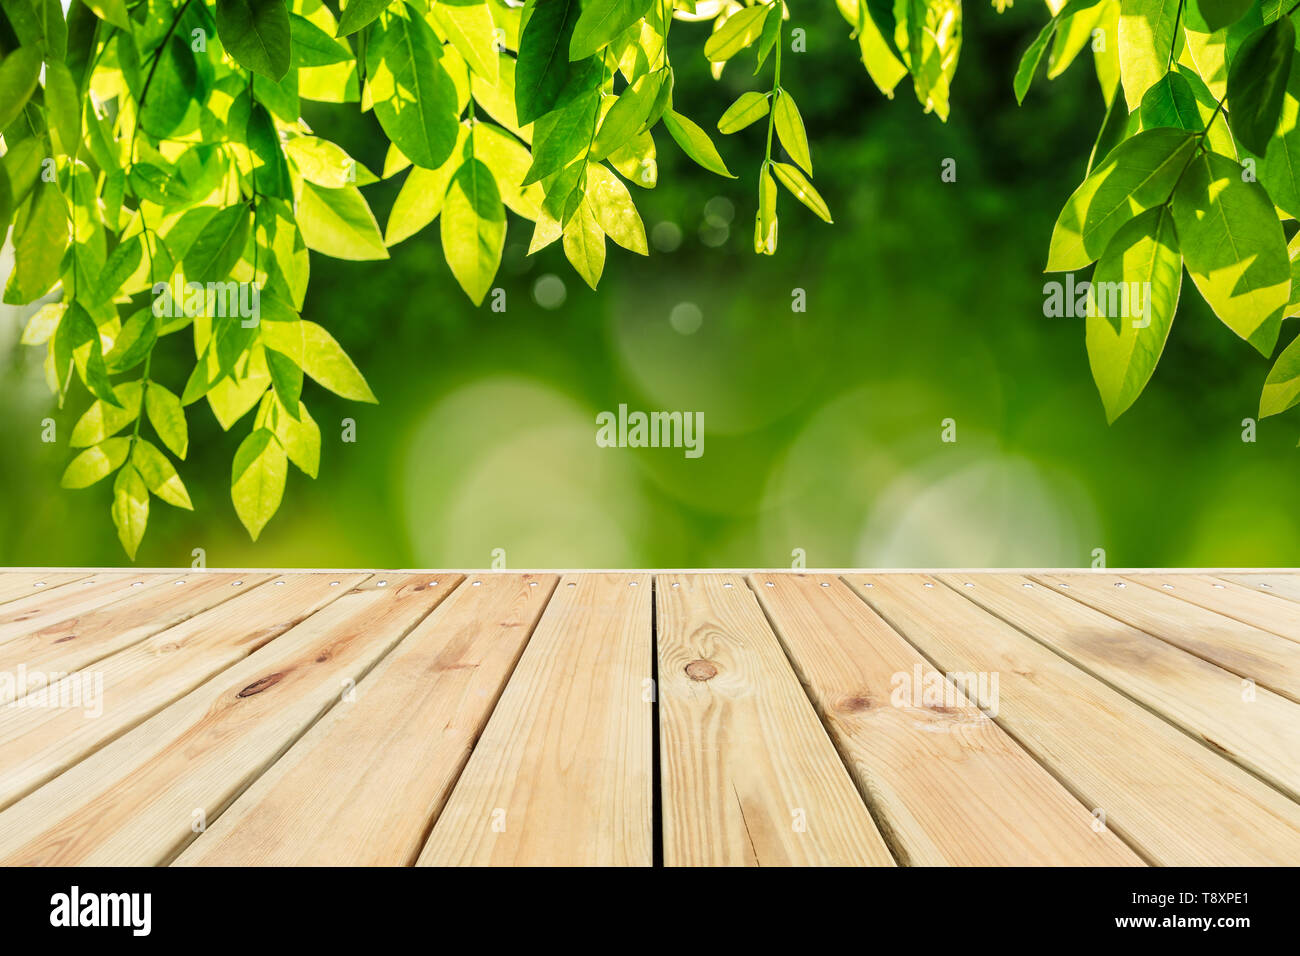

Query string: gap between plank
738 574 906 867
938 575 1300 812
840 574 1157 867
157 575 468 866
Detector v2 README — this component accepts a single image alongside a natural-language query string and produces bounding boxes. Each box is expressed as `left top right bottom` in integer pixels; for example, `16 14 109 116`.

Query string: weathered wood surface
0 569 1295 866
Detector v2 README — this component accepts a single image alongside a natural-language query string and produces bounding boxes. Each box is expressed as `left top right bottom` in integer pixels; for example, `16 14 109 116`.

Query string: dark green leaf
1227 18 1295 155
366 6 460 169
516 0 581 125
215 0 292 81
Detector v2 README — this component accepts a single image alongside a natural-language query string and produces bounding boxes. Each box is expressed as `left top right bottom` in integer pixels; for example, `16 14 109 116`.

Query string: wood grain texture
1034 573 1300 703
0 574 450 865
1219 573 1300 606
863 574 1300 866
0 573 173 645
0 573 367 812
1126 574 1300 643
657 574 894 866
177 574 551 866
0 573 89 606
750 574 1141 866
0 573 272 705
952 574 1300 801
417 574 653 866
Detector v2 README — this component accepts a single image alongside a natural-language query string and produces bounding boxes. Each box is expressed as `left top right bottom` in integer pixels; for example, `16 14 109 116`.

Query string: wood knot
836 694 874 713
685 659 718 681
53 634 78 644
237 673 284 698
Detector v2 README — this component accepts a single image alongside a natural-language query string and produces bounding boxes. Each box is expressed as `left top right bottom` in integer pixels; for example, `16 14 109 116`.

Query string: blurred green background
3 2 1299 569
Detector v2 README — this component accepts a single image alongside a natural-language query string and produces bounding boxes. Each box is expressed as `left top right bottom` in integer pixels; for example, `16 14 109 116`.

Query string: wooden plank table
0 569 1296 866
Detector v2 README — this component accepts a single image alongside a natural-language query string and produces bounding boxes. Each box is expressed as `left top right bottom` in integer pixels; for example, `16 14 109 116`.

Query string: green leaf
54 303 118 406
146 383 189 459
367 6 460 169
337 0 392 35
755 164 778 254
1260 332 1300 416
215 0 292 81
105 309 158 374
297 181 390 260
71 381 144 447
1138 71 1201 130
385 151 460 245
276 400 321 477
61 437 131 489
183 205 252 283
718 91 770 134
1171 150 1290 355
20 302 64 346
431 0 500 81
1254 58 1300 218
1199 0 1255 32
571 0 652 61
284 136 371 189
111 464 150 559
139 35 200 137
521 85 602 185
5 179 68 304
1227 19 1295 155
43 60 80 155
773 89 812 175
592 67 666 159
265 346 304 414
441 158 507 305
587 164 647 254
247 102 292 199
274 321 379 402
290 13 353 66
80 0 131 30
704 4 769 62
1046 128 1196 271
563 198 606 288
475 122 543 219
0 47 42 132
662 110 735 178
516 0 581 125
1084 205 1182 422
771 161 833 223
231 428 287 540
1117 0 1182 109
1014 12 1060 104
1015 0 1102 102
131 439 193 509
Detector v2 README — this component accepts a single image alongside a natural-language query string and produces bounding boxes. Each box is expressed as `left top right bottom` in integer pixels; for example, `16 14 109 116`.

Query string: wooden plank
1126 573 1300 643
0 573 274 705
859 574 1300 866
0 573 91 607
1220 572 1300 606
950 574 1300 801
1032 573 1300 704
417 573 653 866
656 574 894 866
0 573 452 865
0 573 174 645
176 574 552 866
749 574 1141 866
0 573 369 812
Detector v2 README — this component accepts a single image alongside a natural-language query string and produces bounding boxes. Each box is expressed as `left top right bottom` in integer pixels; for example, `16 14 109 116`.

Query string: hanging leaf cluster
1015 0 1300 433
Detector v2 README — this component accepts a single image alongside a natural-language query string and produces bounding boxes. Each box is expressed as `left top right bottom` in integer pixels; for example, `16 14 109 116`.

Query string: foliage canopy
0 0 1297 556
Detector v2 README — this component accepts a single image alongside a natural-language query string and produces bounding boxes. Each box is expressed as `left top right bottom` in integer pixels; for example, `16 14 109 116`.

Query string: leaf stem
762 7 783 171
